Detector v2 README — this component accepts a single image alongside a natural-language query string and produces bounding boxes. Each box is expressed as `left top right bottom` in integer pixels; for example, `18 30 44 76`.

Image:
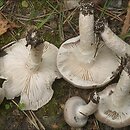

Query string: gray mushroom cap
57 2 120 89
95 57 130 128
64 92 99 128
95 83 130 128
64 96 88 128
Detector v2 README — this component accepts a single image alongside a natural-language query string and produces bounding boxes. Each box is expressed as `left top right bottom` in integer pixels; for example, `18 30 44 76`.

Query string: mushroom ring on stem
57 2 120 89
95 18 130 57
64 91 99 128
95 55 130 128
0 29 61 110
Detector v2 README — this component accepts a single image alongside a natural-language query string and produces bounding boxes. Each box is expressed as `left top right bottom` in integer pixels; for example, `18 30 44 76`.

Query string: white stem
79 12 95 55
27 43 44 72
112 70 130 106
77 100 98 118
101 25 130 57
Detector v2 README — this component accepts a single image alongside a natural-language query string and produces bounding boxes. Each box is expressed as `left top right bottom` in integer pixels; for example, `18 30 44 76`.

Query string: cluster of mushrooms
0 1 130 129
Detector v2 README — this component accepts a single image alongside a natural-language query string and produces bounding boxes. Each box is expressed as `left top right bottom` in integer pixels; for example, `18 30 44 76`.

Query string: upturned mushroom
64 91 100 129
95 18 130 57
0 29 61 110
57 2 120 89
95 55 130 128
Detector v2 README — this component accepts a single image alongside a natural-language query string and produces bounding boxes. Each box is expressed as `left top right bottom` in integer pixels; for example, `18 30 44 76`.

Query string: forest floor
0 0 130 130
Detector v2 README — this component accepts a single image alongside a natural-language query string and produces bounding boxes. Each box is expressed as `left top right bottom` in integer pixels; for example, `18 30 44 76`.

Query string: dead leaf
0 13 19 35
0 18 8 35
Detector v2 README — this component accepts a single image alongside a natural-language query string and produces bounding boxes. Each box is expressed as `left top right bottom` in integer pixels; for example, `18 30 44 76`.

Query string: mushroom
64 91 100 129
0 29 61 110
95 55 130 128
64 0 80 10
95 18 130 57
0 88 5 104
57 2 120 89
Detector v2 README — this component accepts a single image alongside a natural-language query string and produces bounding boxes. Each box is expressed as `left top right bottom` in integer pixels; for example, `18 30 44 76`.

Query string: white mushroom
57 2 120 89
95 55 130 128
95 19 130 57
0 29 61 110
0 88 5 104
64 91 99 129
64 0 80 10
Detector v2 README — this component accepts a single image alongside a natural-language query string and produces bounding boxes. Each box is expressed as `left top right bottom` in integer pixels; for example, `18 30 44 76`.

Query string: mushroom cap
0 88 5 104
0 38 61 110
95 84 130 128
64 0 80 10
57 36 120 89
64 96 88 128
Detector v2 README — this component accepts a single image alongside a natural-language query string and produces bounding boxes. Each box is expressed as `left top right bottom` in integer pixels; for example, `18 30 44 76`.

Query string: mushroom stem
25 29 45 72
77 100 98 118
31 44 44 64
79 2 96 56
64 92 99 128
112 70 130 106
27 43 44 72
77 92 99 118
101 25 130 57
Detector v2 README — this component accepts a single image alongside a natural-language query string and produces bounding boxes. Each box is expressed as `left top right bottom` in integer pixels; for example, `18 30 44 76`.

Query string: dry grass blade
95 5 123 22
11 100 40 130
28 111 39 129
58 4 65 42
68 21 78 35
30 110 46 130
63 7 78 24
121 0 130 35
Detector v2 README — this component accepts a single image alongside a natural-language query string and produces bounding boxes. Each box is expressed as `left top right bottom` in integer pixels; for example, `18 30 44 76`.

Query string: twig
121 0 130 35
30 111 46 130
28 111 39 128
